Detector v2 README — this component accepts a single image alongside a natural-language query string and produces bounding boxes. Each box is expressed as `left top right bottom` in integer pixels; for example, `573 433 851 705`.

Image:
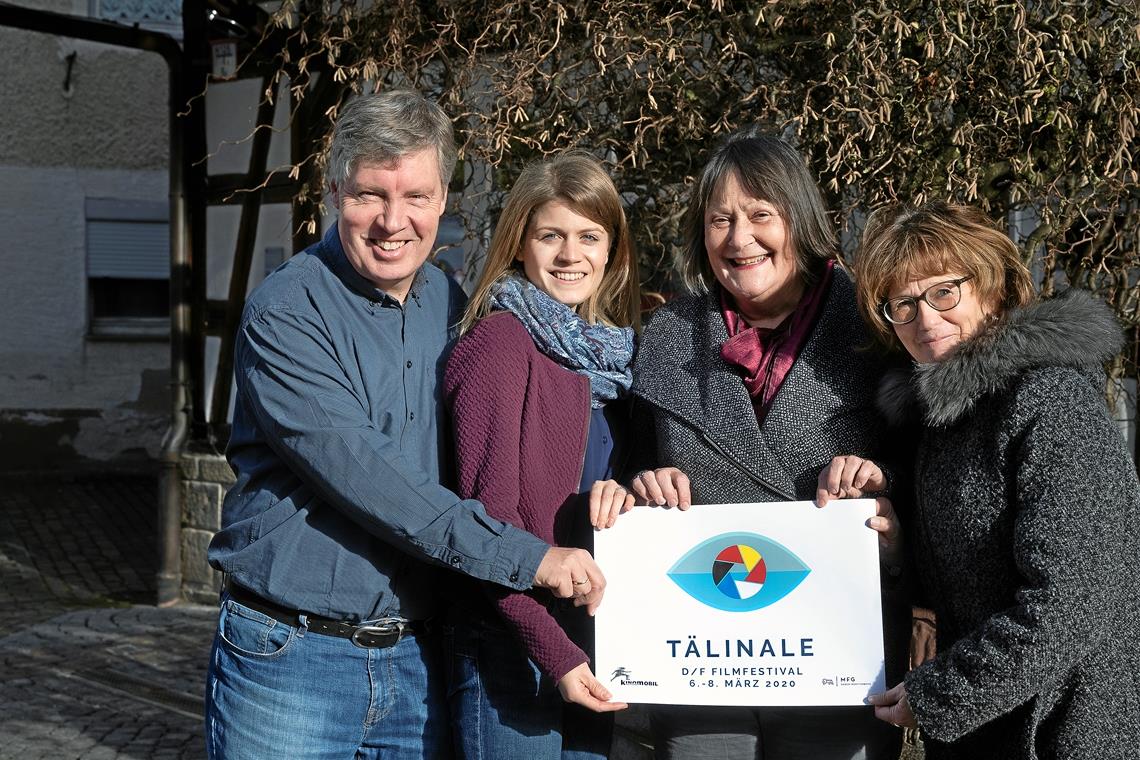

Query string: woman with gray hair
628 130 906 759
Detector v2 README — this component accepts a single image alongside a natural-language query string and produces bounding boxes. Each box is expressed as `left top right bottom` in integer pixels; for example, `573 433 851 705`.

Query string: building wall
0 3 170 472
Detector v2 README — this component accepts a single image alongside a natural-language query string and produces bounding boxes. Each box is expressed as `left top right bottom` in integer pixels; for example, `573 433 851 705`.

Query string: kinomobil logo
668 532 810 612
608 667 658 687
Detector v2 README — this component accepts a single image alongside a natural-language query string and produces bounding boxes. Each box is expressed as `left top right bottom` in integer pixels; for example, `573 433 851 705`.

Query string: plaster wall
0 6 170 471
0 20 168 169
0 165 170 470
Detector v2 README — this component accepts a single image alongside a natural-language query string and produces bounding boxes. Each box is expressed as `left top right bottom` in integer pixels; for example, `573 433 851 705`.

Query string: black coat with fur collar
879 289 1140 759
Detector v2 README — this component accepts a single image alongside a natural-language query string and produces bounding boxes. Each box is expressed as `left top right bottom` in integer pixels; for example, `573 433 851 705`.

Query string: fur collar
877 289 1122 427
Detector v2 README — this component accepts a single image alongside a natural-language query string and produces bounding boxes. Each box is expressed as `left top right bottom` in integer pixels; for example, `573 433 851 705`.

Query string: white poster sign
594 499 885 706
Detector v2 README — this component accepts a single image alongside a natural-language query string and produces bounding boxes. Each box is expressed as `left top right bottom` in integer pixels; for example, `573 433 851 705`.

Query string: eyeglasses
880 276 973 325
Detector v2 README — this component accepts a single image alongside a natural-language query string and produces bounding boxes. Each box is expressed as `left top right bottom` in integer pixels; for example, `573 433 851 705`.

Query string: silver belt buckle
351 618 406 649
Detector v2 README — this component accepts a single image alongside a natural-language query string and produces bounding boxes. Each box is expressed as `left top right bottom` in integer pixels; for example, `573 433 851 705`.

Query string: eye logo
668 532 810 612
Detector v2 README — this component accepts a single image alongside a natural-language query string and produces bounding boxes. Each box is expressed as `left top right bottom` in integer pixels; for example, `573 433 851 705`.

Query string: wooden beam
208 72 278 429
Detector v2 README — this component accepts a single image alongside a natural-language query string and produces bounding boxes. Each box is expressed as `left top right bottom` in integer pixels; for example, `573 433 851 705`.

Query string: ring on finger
572 578 589 586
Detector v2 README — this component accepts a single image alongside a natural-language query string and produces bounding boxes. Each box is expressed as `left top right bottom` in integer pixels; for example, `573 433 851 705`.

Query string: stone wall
178 450 231 604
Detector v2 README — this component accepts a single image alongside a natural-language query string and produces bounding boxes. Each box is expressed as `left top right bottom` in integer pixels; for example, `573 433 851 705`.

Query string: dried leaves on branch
251 0 1139 373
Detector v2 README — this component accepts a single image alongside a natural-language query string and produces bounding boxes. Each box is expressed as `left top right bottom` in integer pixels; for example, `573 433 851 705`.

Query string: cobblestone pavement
0 475 216 760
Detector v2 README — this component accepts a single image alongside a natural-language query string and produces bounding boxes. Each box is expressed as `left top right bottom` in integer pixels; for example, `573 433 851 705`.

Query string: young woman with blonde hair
443 150 639 759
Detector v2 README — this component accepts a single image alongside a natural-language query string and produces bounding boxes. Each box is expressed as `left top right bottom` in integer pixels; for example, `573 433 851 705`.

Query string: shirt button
409 412 415 421
406 360 412 368
602 436 609 444
510 571 520 583
450 555 462 566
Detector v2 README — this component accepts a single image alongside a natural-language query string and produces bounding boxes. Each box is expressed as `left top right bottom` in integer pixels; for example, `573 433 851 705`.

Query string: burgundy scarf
719 261 834 423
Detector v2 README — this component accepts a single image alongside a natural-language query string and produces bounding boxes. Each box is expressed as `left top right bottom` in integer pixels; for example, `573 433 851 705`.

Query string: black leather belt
226 581 424 648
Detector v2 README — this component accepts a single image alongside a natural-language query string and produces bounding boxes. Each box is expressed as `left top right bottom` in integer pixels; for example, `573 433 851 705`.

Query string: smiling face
888 274 992 363
704 171 803 326
517 201 610 309
331 148 447 302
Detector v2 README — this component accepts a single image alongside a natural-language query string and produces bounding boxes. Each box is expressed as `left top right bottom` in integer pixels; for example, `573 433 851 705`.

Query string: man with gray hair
203 89 606 759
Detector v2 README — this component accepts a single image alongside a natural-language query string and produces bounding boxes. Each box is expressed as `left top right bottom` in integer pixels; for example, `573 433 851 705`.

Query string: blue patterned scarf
490 274 635 408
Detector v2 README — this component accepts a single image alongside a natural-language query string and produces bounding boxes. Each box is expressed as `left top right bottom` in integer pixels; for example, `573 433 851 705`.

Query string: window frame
85 198 170 341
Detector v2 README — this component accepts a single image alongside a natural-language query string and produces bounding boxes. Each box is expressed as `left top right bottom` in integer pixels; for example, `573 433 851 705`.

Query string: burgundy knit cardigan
444 311 593 680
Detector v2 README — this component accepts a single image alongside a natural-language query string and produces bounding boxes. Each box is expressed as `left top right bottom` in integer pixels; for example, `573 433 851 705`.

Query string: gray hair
327 89 457 190
678 129 837 294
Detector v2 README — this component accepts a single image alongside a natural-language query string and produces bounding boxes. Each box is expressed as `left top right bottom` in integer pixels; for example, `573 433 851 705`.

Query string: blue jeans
204 594 450 759
444 618 613 759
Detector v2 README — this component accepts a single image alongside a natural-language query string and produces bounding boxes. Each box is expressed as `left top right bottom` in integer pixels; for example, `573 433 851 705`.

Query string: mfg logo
668 532 810 612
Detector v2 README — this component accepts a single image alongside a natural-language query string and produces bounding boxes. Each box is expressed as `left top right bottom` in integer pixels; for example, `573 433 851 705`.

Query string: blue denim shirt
207 223 548 621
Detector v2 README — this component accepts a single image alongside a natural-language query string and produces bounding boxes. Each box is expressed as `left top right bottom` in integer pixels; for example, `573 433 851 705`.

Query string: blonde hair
854 201 1036 349
461 151 640 333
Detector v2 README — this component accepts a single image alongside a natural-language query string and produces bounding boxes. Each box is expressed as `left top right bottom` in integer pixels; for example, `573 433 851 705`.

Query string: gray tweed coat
631 269 910 702
879 289 1140 760
631 269 892 503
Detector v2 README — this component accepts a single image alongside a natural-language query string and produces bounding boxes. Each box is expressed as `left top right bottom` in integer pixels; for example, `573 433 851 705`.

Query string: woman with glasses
832 201 1140 758
628 129 908 760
